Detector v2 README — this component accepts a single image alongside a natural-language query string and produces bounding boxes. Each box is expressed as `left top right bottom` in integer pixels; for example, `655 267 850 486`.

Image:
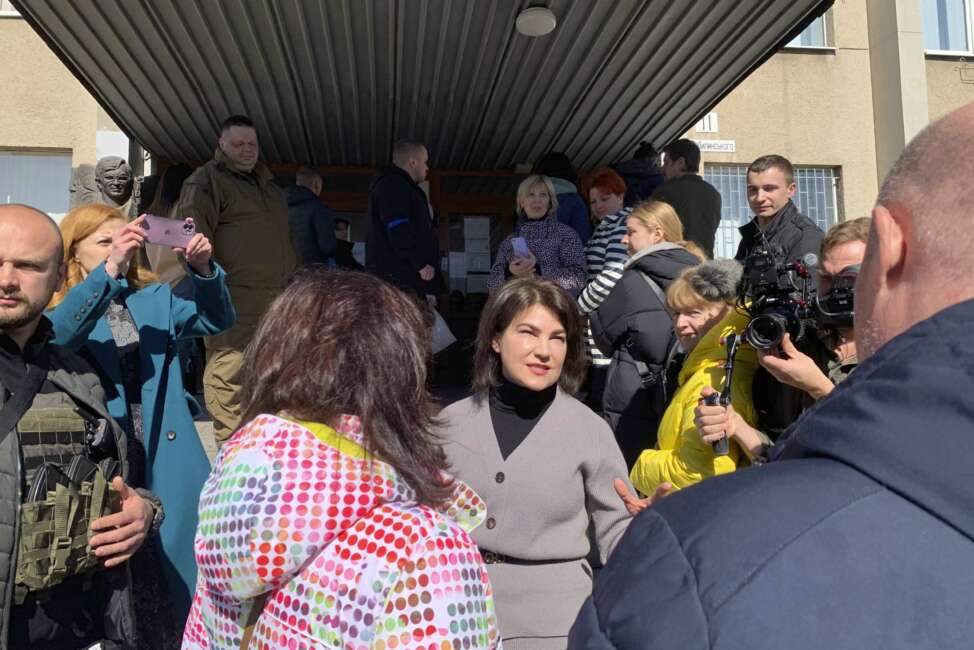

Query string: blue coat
570 298 974 649
47 261 236 617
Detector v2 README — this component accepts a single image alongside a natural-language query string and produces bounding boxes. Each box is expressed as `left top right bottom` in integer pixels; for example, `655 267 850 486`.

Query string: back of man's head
392 140 425 167
855 102 974 360
295 166 322 191
748 154 794 185
633 141 659 160
877 102 974 281
663 139 701 173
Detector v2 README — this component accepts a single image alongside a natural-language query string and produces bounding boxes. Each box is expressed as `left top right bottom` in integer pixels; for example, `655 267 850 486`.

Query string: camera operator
758 217 868 396
735 155 823 265
695 218 869 455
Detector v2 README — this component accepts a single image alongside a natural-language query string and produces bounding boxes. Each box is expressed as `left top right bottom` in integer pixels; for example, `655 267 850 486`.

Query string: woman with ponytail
589 199 704 467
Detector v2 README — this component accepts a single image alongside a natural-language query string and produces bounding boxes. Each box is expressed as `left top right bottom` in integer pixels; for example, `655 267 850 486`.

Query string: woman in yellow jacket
630 260 762 495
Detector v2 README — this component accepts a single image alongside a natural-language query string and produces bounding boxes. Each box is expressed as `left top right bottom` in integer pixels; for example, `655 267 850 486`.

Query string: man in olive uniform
175 115 297 442
0 205 160 649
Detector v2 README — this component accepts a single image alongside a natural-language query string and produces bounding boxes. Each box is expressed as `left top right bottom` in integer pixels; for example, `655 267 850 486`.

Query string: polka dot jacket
182 414 500 649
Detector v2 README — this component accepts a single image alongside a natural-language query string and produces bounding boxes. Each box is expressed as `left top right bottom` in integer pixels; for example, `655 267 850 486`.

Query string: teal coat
47 261 235 617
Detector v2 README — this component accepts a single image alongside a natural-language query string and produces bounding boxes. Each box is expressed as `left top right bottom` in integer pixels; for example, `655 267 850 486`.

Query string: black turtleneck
488 376 557 460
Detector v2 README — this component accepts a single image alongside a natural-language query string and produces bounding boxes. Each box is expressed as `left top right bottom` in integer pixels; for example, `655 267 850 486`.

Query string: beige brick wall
689 0 879 222
0 17 101 166
926 59 974 123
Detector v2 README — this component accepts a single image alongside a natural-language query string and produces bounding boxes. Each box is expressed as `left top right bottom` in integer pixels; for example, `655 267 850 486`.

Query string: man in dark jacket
0 205 160 649
286 166 336 267
652 139 721 257
735 155 828 439
175 114 297 443
734 154 824 264
614 141 665 206
570 102 974 650
366 140 438 297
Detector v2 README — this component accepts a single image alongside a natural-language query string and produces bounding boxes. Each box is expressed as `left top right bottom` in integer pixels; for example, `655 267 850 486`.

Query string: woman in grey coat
440 277 633 649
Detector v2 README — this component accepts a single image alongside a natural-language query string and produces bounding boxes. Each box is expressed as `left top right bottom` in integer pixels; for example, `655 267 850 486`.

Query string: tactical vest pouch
15 457 121 601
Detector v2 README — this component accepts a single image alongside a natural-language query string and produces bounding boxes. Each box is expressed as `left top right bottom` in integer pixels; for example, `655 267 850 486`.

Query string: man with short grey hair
286 166 337 267
570 101 974 649
366 140 439 298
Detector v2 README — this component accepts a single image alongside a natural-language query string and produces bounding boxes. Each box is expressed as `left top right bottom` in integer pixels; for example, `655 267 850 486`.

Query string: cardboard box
463 217 491 239
465 238 489 253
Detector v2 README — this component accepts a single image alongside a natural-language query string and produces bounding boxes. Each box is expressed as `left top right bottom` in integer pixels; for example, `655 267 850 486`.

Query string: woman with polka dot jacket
182 269 500 649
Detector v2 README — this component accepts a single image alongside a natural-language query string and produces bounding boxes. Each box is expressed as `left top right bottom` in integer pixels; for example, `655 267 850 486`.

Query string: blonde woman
589 200 704 466
488 175 587 296
46 203 235 639
629 260 763 495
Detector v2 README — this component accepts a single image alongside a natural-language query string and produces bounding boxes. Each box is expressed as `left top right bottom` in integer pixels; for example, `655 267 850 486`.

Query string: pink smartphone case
141 214 195 248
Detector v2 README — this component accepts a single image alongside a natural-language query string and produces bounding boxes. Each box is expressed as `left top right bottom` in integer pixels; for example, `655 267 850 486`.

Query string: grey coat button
485 517 496 529
166 430 177 441
495 472 505 483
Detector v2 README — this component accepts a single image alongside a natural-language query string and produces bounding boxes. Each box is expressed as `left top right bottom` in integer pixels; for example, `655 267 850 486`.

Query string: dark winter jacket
550 177 592 244
734 200 823 265
614 158 664 207
365 165 438 295
285 185 336 267
736 201 826 439
652 174 722 258
570 297 974 650
335 239 364 271
1 319 161 649
590 244 699 467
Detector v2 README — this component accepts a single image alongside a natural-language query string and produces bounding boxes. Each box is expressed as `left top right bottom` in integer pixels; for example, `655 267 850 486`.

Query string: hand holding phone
511 236 531 259
141 214 196 249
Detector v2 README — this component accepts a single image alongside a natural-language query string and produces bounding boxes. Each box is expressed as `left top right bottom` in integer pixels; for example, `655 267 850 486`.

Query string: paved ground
196 420 217 463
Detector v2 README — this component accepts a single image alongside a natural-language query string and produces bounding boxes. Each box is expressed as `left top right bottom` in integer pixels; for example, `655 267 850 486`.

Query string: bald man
0 205 160 648
570 102 974 649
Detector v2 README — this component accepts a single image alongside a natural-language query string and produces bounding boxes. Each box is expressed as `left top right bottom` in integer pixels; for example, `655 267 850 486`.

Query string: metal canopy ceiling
16 0 830 171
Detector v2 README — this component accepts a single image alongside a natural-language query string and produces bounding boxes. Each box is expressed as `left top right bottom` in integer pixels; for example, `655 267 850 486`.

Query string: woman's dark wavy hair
471 277 586 395
238 269 451 507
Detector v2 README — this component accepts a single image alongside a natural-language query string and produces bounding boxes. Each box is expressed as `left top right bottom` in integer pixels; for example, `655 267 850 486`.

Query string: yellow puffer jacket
630 309 758 494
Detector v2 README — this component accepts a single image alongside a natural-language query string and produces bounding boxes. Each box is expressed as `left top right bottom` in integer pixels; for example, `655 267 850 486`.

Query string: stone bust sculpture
71 156 138 216
94 156 134 209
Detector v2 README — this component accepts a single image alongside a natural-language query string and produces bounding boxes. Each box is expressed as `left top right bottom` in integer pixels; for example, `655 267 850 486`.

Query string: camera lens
745 313 788 350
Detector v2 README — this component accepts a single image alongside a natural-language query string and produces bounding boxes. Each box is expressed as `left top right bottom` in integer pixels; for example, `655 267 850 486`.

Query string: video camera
738 240 818 350
816 264 858 332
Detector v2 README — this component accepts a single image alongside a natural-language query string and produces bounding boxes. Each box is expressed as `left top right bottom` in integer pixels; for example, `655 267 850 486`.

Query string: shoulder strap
635 269 668 313
629 271 673 387
0 363 47 445
240 591 270 650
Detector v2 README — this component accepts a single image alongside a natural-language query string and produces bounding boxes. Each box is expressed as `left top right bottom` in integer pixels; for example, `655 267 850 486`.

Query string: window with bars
703 164 841 260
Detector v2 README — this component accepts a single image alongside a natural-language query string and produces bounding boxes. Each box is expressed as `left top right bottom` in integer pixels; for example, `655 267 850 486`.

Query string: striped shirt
579 207 632 366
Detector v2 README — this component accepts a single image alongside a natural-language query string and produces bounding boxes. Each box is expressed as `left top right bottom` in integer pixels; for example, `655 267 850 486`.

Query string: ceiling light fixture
516 7 557 37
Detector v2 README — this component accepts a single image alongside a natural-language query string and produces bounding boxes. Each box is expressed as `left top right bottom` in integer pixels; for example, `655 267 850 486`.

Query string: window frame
702 163 842 260
923 0 974 56
0 0 20 17
782 11 835 51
